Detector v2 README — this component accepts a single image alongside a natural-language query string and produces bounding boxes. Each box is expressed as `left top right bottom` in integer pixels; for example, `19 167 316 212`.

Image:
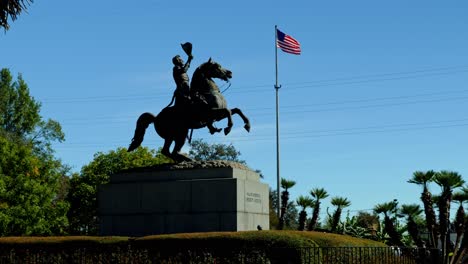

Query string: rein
165 92 176 108
220 80 232 94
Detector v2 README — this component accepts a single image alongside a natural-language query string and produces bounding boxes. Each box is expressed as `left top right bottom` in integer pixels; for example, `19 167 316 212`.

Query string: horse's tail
127 112 156 152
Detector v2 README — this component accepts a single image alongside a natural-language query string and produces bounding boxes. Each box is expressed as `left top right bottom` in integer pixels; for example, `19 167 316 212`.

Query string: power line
52 88 468 125
250 88 468 111
253 95 468 117
40 68 468 127
54 117 468 148
256 117 468 136
271 69 468 92
273 65 468 87
40 65 468 103
225 122 468 142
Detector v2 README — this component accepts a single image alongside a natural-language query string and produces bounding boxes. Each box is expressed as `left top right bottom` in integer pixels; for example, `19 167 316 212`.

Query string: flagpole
274 25 282 219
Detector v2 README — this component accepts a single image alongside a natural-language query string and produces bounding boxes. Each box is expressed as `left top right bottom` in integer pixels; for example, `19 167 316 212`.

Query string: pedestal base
98 162 269 236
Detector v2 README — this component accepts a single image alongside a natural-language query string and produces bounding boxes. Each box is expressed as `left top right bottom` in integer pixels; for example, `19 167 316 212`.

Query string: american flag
276 28 301 55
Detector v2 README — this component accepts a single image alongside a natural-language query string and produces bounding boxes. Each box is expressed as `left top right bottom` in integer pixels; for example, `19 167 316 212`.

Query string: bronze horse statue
127 58 250 162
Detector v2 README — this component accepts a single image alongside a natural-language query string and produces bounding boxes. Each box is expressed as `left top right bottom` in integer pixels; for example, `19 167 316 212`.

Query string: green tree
188 138 264 179
329 196 351 232
0 0 32 30
434 170 465 264
355 211 380 234
279 178 296 230
400 204 424 247
1 69 39 136
296 195 313 231
308 187 329 231
269 188 279 229
337 211 372 238
0 69 68 235
0 135 69 235
188 139 245 163
408 170 439 247
67 147 171 235
454 209 468 264
269 188 298 230
348 211 381 240
450 190 467 264
374 201 404 247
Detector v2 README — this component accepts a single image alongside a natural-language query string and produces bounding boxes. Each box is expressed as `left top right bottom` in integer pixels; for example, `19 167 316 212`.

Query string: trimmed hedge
289 231 388 247
0 230 385 248
136 231 317 248
134 230 385 248
0 236 127 245
0 231 394 263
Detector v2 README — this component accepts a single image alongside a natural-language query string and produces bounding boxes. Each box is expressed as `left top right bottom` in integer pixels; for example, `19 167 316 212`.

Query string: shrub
0 231 408 263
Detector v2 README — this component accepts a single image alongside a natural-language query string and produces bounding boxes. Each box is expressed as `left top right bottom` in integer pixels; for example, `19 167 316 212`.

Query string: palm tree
400 204 424 247
374 201 404 247
330 196 351 232
408 170 438 247
1 0 32 30
454 213 468 264
434 171 465 264
450 189 467 264
296 195 313 231
308 187 329 231
279 178 296 230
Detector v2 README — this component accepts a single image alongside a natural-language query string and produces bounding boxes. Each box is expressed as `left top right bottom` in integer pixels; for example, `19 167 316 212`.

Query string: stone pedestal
98 162 269 236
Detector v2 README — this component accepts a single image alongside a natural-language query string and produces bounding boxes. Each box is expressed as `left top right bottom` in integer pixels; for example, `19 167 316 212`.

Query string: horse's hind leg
171 129 192 162
231 108 250 132
161 138 173 159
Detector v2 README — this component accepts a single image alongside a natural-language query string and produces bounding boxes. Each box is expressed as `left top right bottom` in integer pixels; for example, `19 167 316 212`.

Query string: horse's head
200 58 232 82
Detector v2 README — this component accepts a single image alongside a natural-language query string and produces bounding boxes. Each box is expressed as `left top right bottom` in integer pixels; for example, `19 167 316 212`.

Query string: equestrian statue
127 43 250 162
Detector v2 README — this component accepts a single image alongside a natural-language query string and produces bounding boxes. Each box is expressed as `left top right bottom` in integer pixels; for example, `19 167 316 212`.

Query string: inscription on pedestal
246 192 262 204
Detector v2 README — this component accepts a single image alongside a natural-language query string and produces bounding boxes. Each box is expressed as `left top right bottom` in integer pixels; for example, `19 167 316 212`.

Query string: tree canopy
270 188 298 230
67 147 172 235
188 139 245 163
0 68 68 236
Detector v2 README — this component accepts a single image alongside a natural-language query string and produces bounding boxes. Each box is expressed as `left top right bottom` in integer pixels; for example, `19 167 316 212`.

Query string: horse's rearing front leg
207 123 222 135
208 108 233 135
231 108 250 132
223 109 233 135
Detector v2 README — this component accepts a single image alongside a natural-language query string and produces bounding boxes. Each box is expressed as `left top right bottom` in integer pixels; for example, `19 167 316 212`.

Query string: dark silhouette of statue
169 43 227 135
172 43 193 107
128 43 250 162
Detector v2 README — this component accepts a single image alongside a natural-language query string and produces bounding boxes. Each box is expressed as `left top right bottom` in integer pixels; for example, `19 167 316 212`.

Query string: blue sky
2 1 467 220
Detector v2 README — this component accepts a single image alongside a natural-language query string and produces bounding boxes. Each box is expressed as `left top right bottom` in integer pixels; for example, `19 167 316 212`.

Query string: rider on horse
172 54 193 108
172 45 221 135
128 56 251 162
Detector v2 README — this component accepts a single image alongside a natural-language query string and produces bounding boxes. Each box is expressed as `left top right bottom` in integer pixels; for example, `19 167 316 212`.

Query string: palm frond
452 192 468 204
400 204 423 217
280 178 296 190
1 0 33 30
310 187 329 200
434 171 465 191
408 170 435 186
331 196 351 208
374 201 397 215
296 195 313 210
